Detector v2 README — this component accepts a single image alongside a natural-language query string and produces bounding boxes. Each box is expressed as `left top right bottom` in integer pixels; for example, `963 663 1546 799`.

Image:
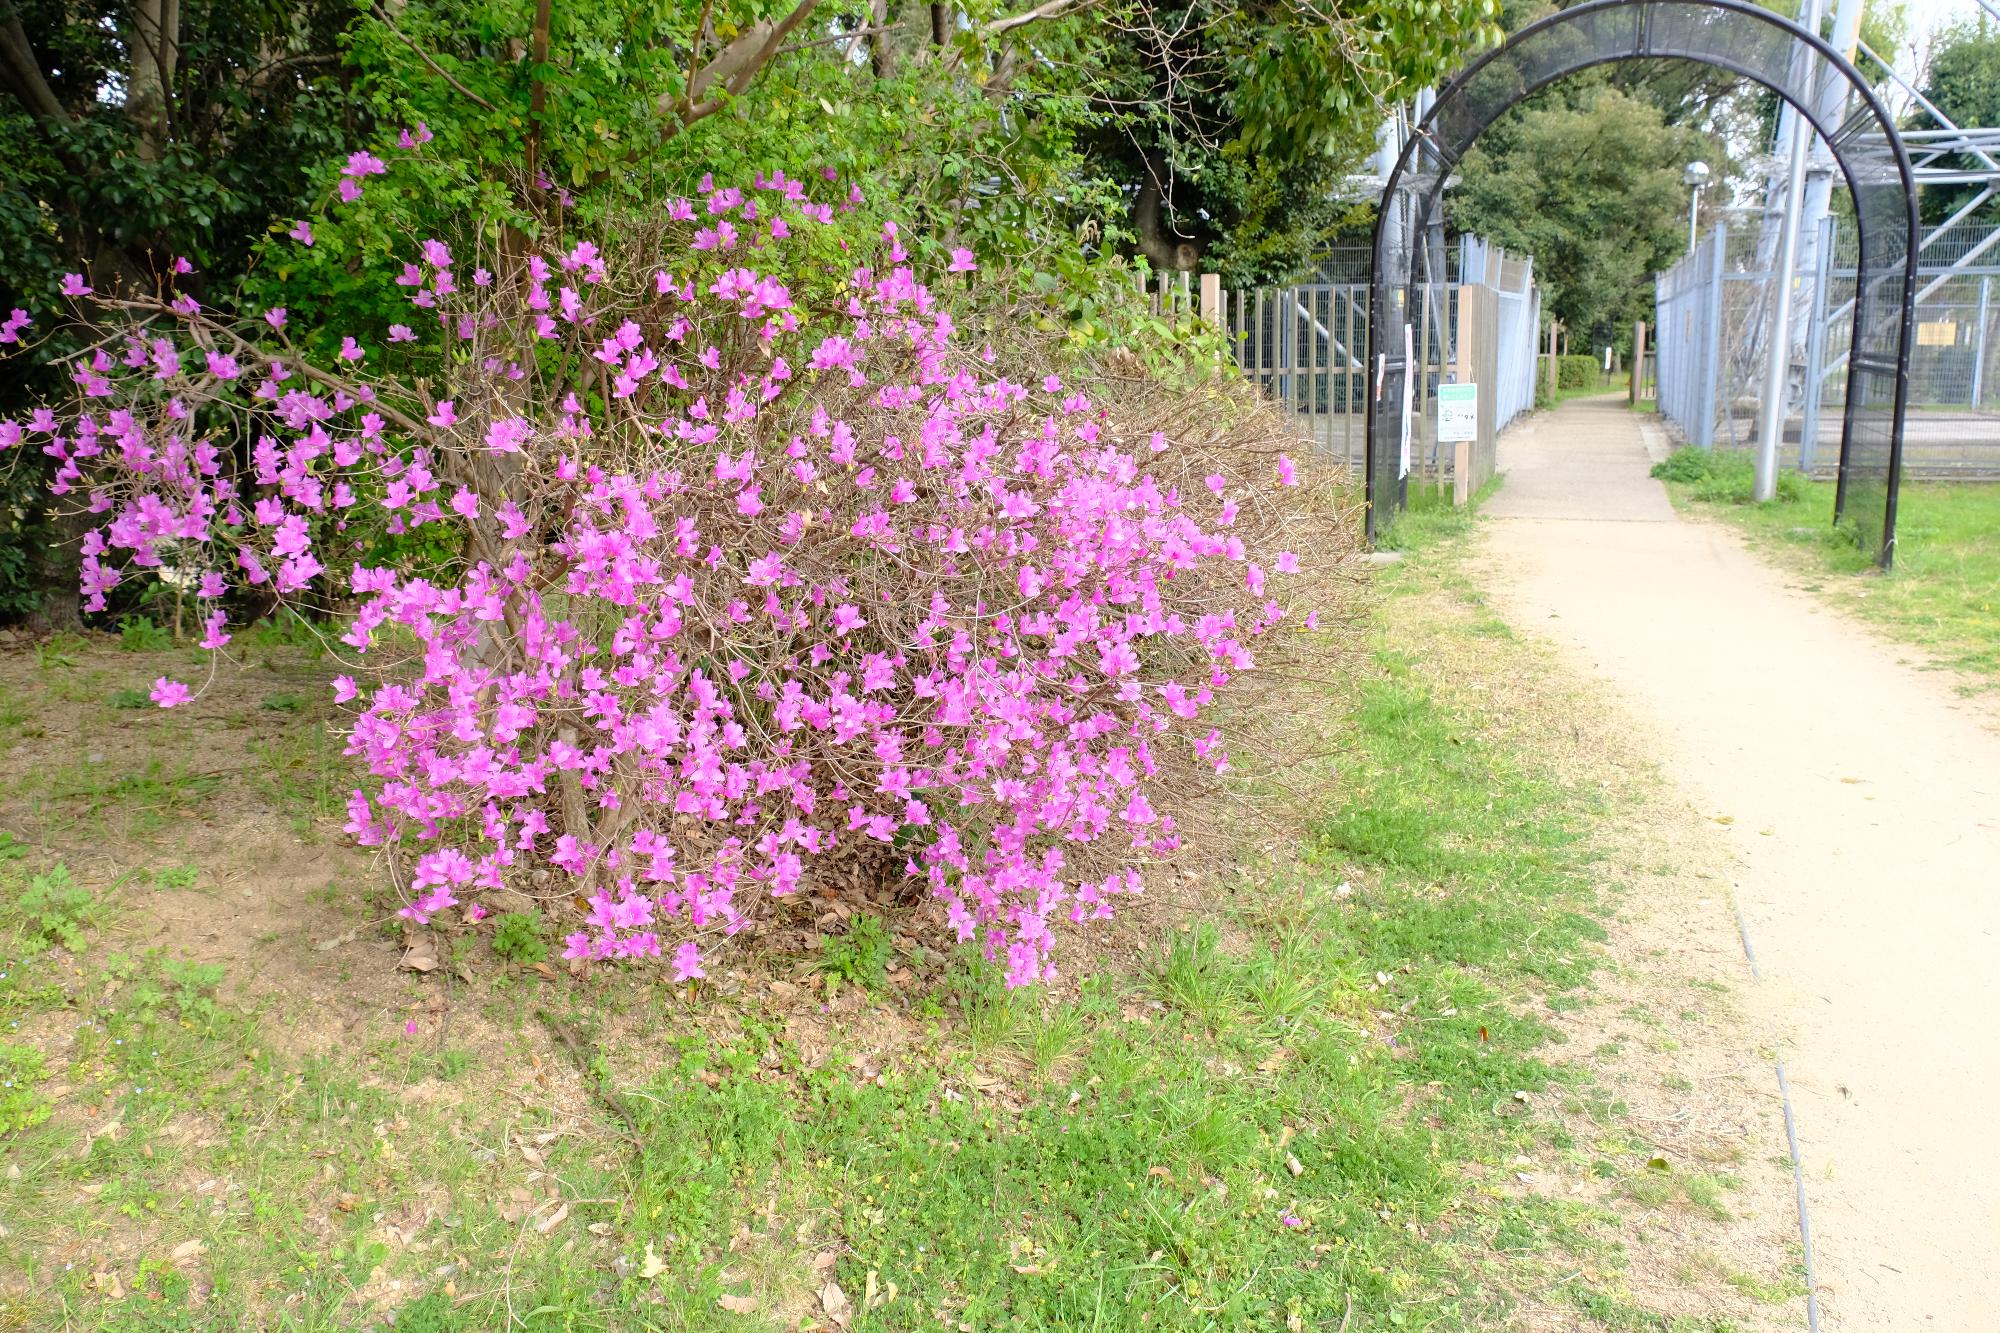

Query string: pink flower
60 273 91 297
264 307 288 332
466 902 488 923
150 677 192 709
1276 551 1300 574
1281 1214 1303 1229
205 351 240 379
427 400 458 428
387 323 416 343
343 151 387 178
170 256 193 275
948 247 977 273
337 179 363 203
339 337 364 363
1277 455 1298 487
331 676 359 703
404 1018 418 1036
671 939 706 983
0 309 30 344
289 220 314 246
198 612 230 650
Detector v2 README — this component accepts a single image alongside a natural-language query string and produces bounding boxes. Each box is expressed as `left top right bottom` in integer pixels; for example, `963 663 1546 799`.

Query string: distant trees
1449 88 1714 355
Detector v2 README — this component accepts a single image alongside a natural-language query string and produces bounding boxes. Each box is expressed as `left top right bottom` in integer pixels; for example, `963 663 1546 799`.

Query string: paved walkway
1474 396 2000 1330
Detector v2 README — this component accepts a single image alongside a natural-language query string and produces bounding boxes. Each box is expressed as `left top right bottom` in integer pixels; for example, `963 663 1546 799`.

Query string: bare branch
672 0 824 133
781 21 903 58
371 2 499 113
985 0 1091 37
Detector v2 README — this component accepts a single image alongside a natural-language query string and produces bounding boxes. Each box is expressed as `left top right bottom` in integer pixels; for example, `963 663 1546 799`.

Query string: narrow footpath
1472 396 2000 1331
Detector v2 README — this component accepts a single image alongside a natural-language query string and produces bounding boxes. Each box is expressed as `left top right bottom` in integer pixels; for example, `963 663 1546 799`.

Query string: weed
119 616 174 652
490 912 549 965
261 692 309 713
14 865 96 951
34 634 84 669
110 686 151 710
819 911 893 994
239 608 326 657
153 864 201 890
0 1043 52 1133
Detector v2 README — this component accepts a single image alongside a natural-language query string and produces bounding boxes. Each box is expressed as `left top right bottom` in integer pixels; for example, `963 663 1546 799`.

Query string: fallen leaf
640 1242 669 1279
1285 1153 1305 1178
535 1200 569 1234
821 1280 849 1320
717 1293 759 1313
169 1238 206 1262
810 1249 838 1272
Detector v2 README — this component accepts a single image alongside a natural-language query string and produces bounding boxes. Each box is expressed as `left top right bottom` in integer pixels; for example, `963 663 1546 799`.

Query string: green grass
1656 446 2000 686
0 539 1742 1331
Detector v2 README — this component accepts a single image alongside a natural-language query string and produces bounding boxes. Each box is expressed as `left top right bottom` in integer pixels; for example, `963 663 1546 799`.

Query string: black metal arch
1365 0 1919 566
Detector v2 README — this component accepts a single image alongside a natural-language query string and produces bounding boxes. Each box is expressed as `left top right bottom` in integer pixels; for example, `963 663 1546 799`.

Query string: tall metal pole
1754 0 1822 501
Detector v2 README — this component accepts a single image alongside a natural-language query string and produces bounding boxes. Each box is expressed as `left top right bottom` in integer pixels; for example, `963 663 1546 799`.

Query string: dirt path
1470 396 2000 1331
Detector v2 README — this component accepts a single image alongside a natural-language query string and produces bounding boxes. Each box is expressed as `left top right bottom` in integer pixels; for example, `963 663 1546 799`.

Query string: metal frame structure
1365 0 1920 566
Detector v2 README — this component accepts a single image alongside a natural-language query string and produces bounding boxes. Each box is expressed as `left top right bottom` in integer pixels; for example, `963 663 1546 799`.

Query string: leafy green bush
1557 354 1604 390
491 912 549 965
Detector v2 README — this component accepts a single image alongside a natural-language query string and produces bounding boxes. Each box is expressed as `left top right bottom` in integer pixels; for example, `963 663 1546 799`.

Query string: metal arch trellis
1364 0 1920 567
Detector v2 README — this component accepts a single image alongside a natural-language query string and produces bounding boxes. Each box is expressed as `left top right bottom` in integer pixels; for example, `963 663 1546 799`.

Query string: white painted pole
1755 0 1824 502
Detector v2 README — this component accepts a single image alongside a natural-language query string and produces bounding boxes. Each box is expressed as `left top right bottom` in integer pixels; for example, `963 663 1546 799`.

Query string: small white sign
1437 383 1478 443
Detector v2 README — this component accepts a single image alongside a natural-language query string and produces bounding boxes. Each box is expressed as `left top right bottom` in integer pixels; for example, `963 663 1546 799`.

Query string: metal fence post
1698 223 1728 449
1975 275 1991 410
1799 215 1834 472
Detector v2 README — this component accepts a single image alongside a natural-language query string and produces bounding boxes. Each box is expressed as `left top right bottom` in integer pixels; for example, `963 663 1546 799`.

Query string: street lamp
1684 160 1711 255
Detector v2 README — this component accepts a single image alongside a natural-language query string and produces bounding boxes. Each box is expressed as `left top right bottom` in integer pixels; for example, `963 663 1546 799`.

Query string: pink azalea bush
1 158 1346 987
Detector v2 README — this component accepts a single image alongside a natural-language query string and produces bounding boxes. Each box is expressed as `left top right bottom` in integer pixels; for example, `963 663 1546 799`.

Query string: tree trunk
127 0 178 161
1132 154 1199 273
23 504 89 634
868 0 891 76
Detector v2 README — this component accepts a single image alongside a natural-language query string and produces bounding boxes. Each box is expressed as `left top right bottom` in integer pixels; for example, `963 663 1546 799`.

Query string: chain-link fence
1658 216 2000 478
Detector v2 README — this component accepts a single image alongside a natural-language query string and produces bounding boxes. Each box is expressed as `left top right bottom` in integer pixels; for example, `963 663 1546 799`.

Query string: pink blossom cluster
2 164 1314 987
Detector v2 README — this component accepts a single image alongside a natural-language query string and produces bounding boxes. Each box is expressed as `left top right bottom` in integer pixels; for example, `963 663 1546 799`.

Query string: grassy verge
0 553 1779 1329
1652 445 2000 688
